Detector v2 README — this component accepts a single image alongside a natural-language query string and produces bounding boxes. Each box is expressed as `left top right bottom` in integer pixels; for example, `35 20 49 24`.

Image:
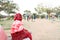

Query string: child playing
11 13 32 40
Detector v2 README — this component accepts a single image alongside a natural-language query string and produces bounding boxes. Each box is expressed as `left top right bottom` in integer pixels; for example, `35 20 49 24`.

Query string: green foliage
0 20 13 30
0 0 18 14
33 13 37 15
24 10 31 15
36 15 40 18
24 10 31 12
0 14 6 18
7 16 14 20
41 15 45 19
46 9 52 14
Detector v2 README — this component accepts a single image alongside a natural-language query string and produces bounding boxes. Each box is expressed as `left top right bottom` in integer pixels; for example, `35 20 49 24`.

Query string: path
5 19 60 40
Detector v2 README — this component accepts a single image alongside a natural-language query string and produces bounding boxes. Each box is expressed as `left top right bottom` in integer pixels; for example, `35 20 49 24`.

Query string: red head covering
14 13 22 21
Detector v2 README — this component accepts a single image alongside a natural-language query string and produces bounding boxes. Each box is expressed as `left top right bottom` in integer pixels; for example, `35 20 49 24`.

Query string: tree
34 4 54 19
24 10 31 15
0 0 18 14
34 5 42 14
45 8 53 19
34 4 47 14
52 6 60 17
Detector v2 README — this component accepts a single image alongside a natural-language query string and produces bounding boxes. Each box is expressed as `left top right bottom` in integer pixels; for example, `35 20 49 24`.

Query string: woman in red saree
11 13 32 40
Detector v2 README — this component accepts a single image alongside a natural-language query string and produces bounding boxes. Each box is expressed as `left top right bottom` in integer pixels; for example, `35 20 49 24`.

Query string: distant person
27 15 30 21
31 15 34 21
46 15 48 19
0 25 8 40
23 14 26 20
27 15 31 21
52 15 55 21
11 13 32 40
32 14 37 21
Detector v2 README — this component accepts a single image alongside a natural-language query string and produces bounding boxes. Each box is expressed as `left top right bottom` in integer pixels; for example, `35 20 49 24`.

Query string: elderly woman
0 25 8 40
11 13 32 40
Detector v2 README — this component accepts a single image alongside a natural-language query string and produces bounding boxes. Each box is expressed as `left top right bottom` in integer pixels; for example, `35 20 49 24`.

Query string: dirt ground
5 19 60 40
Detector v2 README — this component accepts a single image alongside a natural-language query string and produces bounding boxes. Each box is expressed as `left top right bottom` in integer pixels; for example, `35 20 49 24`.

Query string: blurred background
0 0 60 40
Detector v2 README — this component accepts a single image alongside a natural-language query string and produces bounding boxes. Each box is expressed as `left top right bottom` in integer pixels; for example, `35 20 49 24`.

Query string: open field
0 19 60 40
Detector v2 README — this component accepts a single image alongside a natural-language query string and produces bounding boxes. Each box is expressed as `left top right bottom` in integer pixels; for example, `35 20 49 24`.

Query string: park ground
0 19 60 40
